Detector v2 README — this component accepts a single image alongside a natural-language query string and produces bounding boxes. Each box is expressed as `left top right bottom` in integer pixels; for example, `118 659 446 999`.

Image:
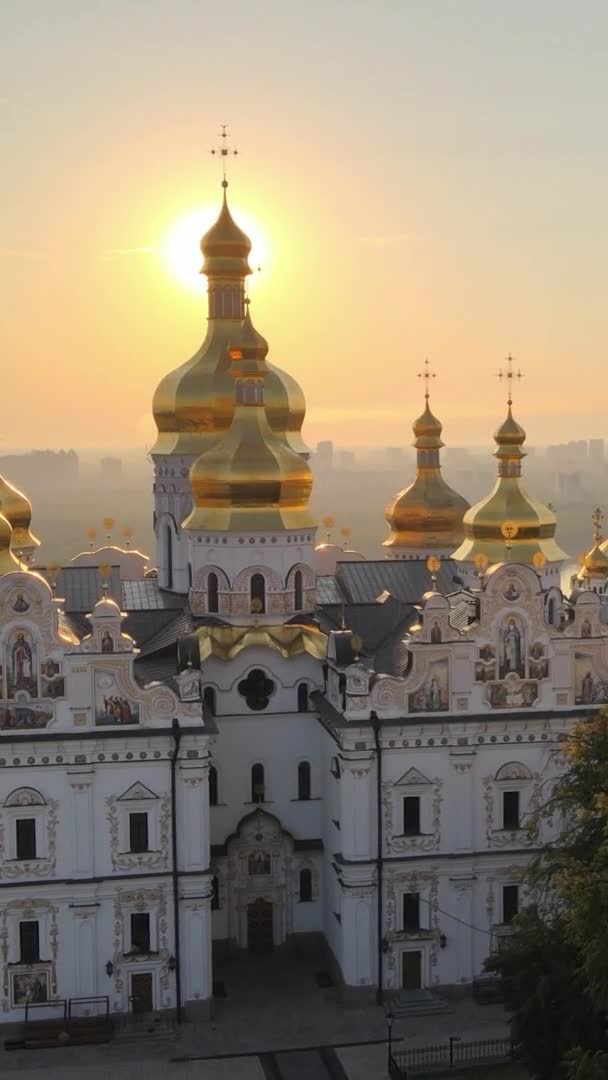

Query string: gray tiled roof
316 575 345 605
335 559 460 605
121 579 185 612
51 566 122 611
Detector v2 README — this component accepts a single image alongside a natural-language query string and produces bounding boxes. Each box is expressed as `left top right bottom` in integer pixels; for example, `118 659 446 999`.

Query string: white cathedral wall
203 649 323 718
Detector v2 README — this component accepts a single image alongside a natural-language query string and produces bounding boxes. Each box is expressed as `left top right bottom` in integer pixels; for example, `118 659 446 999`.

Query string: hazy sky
2 1 607 450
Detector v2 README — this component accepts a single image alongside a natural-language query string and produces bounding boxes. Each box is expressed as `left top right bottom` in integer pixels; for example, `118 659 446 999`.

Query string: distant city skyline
3 1 608 448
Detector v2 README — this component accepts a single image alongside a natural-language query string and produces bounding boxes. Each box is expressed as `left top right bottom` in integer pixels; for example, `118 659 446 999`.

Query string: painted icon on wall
575 653 608 705
499 618 525 679
11 968 49 1006
6 629 38 698
408 658 449 713
94 670 140 725
40 658 65 699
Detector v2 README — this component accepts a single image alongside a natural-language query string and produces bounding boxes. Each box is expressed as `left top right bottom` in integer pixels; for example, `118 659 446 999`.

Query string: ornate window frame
383 769 443 854
483 762 539 848
106 783 170 872
0 788 58 878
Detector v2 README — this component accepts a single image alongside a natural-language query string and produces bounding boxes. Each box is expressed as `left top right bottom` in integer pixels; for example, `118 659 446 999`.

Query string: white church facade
0 176 606 1023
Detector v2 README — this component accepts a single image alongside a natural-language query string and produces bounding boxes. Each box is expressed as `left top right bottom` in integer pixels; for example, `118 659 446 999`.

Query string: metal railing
389 1036 514 1077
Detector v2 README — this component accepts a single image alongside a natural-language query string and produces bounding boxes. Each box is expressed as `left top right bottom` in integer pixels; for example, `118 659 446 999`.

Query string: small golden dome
384 395 470 553
580 541 608 579
0 512 21 575
0 474 40 556
184 312 315 533
152 184 308 458
451 404 568 566
200 181 252 279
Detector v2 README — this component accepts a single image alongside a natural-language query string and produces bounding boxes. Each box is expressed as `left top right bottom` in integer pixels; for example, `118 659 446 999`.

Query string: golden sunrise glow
162 207 268 292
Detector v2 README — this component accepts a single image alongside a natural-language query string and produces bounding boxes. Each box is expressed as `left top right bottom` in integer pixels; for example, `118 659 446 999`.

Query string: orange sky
2 1 608 450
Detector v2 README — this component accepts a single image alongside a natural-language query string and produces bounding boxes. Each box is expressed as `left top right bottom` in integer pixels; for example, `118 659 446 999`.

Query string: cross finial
209 124 239 184
592 507 604 543
417 358 436 402
497 353 523 407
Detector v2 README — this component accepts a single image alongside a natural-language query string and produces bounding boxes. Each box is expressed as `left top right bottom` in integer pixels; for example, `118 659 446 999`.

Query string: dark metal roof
51 566 122 611
316 575 345 605
136 609 196 657
134 654 179 694
121 580 185 612
335 559 460 605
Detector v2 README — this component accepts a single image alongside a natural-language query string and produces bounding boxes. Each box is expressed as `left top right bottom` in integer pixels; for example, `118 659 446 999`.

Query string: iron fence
389 1036 514 1077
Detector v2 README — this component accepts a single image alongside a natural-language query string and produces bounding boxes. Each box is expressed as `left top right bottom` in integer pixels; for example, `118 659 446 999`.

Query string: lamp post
449 1035 462 1067
386 1008 394 1072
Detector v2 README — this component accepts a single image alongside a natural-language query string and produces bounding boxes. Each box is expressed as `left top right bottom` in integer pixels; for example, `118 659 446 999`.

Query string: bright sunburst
162 206 267 292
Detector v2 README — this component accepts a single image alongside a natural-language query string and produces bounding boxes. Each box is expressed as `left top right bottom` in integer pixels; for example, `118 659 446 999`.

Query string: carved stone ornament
106 793 171 872
0 799 59 879
382 778 443 855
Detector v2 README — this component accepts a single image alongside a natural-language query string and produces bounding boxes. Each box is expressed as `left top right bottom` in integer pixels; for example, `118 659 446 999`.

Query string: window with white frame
493 763 533 833
392 768 433 838
3 788 48 862
114 782 160 854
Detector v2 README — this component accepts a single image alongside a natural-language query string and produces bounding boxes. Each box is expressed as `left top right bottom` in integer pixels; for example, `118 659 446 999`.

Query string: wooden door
247 898 274 953
402 950 422 990
130 972 153 1014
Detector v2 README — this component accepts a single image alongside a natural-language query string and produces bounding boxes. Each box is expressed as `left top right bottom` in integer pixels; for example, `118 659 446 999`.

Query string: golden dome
384 396 470 553
451 404 568 566
184 307 315 533
0 512 21 575
152 183 308 458
580 541 608 579
0 473 40 557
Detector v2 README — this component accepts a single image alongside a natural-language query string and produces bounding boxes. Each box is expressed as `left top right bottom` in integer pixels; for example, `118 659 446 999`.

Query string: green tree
485 714 608 1079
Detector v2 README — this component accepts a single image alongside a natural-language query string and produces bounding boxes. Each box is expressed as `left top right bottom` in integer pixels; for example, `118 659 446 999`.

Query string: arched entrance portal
222 809 300 951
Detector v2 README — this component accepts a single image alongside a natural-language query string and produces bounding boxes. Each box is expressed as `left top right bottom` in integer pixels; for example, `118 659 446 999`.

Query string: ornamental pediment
117 781 158 802
394 767 432 787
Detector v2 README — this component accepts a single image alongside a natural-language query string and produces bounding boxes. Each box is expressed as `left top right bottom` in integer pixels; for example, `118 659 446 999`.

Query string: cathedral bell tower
183 305 317 623
151 173 308 593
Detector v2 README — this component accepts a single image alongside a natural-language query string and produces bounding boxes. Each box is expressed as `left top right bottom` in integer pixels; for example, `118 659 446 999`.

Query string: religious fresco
475 644 496 683
486 678 538 709
528 643 550 681
40 659 65 699
6 629 38 699
408 658 449 713
499 617 526 680
11 968 49 1006
575 653 608 705
101 631 114 653
0 701 53 731
248 851 271 875
94 670 140 726
11 592 30 613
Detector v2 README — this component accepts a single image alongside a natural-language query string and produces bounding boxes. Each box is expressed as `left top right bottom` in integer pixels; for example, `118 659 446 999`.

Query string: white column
179 762 209 871
340 756 374 860
340 888 374 986
183 901 212 1004
68 768 94 877
73 908 98 998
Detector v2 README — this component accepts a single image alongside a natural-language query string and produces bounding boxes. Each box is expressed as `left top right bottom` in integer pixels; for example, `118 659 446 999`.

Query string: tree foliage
486 713 608 1079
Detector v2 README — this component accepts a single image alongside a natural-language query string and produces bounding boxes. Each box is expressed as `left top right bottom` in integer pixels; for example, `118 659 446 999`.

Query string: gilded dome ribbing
384 397 470 553
152 183 308 458
451 404 568 566
0 513 21 575
0 474 40 557
184 307 315 533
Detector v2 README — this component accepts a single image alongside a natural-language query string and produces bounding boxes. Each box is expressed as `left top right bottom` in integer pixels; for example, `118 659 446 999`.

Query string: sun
162 206 267 293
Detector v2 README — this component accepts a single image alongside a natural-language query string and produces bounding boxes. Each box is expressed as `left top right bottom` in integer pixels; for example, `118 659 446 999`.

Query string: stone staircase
386 989 451 1019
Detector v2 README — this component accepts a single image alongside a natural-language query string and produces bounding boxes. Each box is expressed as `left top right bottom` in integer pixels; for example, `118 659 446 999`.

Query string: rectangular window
403 892 420 931
129 812 149 853
16 818 37 860
502 885 519 925
130 912 151 954
19 920 40 964
503 791 520 830
403 796 421 836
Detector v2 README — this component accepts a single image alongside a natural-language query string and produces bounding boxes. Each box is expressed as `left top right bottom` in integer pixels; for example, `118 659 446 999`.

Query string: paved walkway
2 946 511 1080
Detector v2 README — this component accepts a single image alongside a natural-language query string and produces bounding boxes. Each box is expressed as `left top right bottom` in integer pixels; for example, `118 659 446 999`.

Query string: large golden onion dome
184 307 315 533
579 512 608 581
451 403 568 567
384 394 470 554
0 512 21 575
0 473 40 559
152 182 308 458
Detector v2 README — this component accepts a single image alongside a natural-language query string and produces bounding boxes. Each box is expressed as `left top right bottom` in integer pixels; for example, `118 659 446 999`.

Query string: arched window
294 570 303 611
251 763 265 803
548 597 557 625
208 572 219 614
298 761 311 801
250 574 266 614
203 686 216 715
166 524 173 590
211 875 219 910
299 868 312 902
297 683 309 712
209 765 218 806
187 563 192 589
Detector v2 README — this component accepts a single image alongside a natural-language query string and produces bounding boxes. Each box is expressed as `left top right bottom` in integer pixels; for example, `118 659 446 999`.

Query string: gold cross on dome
417 358 436 401
497 353 523 406
209 124 239 182
592 506 604 542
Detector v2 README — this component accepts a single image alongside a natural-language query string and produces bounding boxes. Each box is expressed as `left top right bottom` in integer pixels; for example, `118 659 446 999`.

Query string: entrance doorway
402 950 422 990
247 898 274 953
130 972 153 1014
